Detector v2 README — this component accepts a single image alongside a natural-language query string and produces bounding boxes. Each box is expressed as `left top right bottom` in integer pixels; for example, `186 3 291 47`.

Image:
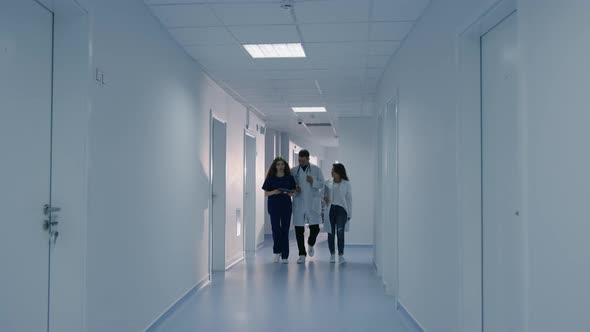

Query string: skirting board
145 276 210 331
226 255 245 271
397 301 426 332
347 244 374 248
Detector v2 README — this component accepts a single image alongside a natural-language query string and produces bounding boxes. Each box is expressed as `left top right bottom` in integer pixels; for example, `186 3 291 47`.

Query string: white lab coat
291 164 325 226
323 179 352 234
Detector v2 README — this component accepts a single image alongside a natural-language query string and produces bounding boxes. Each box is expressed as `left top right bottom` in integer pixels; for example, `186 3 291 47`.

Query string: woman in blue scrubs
262 157 296 263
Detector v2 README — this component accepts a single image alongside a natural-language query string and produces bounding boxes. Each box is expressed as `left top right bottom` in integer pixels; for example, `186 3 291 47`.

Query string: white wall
211 91 247 265
376 1 590 332
374 1 495 331
83 0 262 330
519 1 590 331
288 134 327 170
248 114 267 248
338 118 375 245
263 129 280 235
321 147 340 178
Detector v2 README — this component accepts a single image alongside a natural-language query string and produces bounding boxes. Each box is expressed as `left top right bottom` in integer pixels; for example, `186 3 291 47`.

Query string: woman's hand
266 189 281 197
324 196 330 204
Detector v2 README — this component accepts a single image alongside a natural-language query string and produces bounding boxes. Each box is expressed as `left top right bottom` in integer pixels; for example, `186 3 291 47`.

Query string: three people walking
262 151 352 265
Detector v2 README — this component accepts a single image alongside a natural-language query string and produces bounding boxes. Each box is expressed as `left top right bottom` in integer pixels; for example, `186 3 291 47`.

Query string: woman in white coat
323 163 352 264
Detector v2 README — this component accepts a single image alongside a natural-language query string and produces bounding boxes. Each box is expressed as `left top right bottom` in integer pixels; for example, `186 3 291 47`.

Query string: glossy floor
153 234 412 332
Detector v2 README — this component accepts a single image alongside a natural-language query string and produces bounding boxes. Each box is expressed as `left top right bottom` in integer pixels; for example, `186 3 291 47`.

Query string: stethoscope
295 165 311 187
296 165 310 176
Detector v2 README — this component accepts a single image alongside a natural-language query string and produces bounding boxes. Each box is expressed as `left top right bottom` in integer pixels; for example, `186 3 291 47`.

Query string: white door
211 117 227 272
244 133 257 252
481 13 525 332
0 0 54 330
382 99 400 299
374 113 384 273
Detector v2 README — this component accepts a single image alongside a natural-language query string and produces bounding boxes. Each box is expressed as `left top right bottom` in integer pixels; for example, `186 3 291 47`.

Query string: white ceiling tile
241 94 287 103
320 79 363 90
228 25 300 44
313 68 366 80
221 69 312 80
210 3 293 25
145 0 208 3
251 58 313 70
254 70 312 80
367 41 401 55
186 44 260 71
185 44 250 60
269 79 317 90
362 100 375 115
366 68 384 77
223 80 296 91
147 0 278 2
197 58 258 71
209 0 278 2
370 21 414 40
325 102 363 114
300 23 369 42
169 27 236 45
365 78 379 90
305 42 367 58
367 55 390 68
238 87 320 97
308 126 337 138
310 55 365 69
251 103 293 114
284 95 326 103
149 4 222 28
371 0 430 21
295 0 370 24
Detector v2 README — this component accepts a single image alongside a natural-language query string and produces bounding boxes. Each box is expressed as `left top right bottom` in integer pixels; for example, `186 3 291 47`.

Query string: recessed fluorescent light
243 43 306 58
292 107 327 113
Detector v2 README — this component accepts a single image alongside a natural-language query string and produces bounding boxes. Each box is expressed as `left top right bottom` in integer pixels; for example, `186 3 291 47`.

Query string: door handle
43 218 59 231
43 204 61 216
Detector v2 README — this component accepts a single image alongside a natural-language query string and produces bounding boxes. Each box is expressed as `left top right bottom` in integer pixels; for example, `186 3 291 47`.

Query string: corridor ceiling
145 0 430 146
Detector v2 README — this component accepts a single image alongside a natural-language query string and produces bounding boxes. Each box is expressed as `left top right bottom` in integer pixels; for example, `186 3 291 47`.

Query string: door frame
49 0 91 331
243 130 257 254
383 96 400 304
209 112 228 274
455 1 525 331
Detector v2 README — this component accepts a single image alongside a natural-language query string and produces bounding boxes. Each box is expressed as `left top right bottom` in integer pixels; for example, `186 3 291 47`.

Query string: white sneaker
339 255 346 265
329 255 336 263
273 254 281 263
308 245 315 257
297 256 306 264
282 258 289 264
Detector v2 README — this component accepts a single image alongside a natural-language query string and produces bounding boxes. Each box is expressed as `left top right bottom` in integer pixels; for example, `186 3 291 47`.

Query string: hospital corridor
1 0 589 332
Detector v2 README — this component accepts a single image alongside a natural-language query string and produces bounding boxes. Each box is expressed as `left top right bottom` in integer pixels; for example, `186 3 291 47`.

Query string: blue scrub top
262 175 296 209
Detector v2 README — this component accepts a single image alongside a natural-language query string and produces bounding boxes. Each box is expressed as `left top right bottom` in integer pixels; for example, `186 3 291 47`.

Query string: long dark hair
266 157 291 178
332 163 349 181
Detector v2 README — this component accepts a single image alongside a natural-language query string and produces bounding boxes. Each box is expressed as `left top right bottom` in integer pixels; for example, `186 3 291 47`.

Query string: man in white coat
291 149 325 264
